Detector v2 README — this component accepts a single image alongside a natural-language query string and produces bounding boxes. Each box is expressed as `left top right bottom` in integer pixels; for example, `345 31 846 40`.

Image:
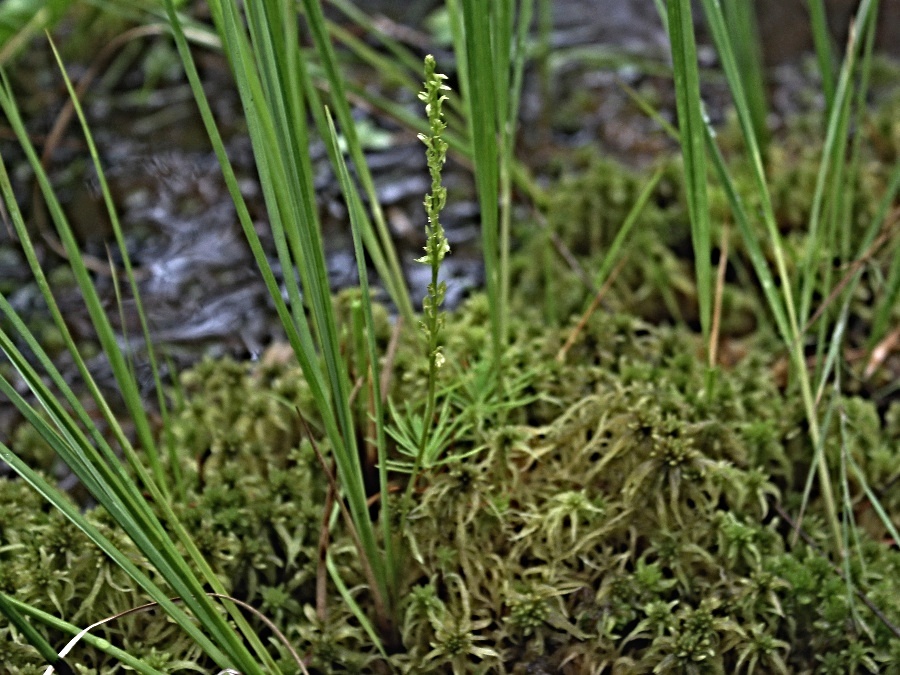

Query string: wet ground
1 0 898 438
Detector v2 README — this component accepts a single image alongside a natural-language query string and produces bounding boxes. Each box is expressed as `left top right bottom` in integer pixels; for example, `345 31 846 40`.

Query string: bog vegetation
0 0 898 673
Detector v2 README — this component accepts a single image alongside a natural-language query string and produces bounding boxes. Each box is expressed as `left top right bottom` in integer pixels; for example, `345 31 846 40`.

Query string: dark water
1 0 897 435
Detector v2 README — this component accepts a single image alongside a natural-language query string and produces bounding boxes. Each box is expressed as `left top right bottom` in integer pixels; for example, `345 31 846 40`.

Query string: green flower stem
401 55 451 523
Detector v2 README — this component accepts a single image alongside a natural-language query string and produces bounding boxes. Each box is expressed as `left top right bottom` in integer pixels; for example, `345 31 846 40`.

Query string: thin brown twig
316 461 337 623
297 412 390 629
380 317 403 404
204 594 309 674
557 256 628 364
804 207 899 333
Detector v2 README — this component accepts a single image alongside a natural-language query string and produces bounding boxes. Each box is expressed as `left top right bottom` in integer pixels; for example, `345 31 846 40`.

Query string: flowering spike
400 55 453 525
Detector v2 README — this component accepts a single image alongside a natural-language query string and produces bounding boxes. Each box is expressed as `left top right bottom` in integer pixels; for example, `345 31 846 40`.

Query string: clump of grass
662 0 897 564
0 0 898 671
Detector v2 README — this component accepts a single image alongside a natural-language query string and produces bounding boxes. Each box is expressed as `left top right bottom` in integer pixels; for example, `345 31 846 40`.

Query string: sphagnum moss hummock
3 292 900 671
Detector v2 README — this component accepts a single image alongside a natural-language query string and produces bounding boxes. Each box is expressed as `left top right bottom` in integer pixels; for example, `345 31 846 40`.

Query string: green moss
513 101 896 341
3 102 899 671
3 292 899 670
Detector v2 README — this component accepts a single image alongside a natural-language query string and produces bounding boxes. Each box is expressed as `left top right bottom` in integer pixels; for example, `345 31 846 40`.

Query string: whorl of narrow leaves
417 54 451 366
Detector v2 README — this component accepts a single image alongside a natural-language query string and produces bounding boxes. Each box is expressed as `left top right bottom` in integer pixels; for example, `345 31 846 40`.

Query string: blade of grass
326 553 390 660
795 9 881 542
0 0 71 65
841 0 880 263
650 1 792 345
722 0 768 154
298 0 414 325
805 185 898 564
493 2 513 347
617 76 679 140
693 0 802 345
22 46 279 665
867 164 900 350
807 0 836 113
548 45 675 79
848 452 900 550
0 434 242 671
3 24 276 675
697 0 844 553
835 380 863 633
499 0 533 366
593 165 664 291
667 0 713 358
0 276 263 673
798 2 878 331
48 36 185 498
2 74 183 563
0 63 168 502
705 133 792 337
325 106 397 606
325 0 425 80
445 0 469 125
0 591 63 668
253 0 387 602
459 0 502 363
536 0 551 135
810 4 881 383
169 0 393 628
811 1 881 357
153 9 354 665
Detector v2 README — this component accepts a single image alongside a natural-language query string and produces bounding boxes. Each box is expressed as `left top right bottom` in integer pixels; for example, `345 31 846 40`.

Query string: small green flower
417 53 451 359
400 54 454 523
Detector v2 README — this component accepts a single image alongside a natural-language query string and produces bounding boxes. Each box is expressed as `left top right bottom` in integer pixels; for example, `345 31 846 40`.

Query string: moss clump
513 156 705 327
3 103 899 669
515 100 897 344
4 294 899 672
383 306 898 673
0 477 199 673
0 353 378 672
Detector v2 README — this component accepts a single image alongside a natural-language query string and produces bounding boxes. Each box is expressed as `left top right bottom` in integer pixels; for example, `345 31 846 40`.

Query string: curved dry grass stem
43 594 309 675
557 257 627 364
